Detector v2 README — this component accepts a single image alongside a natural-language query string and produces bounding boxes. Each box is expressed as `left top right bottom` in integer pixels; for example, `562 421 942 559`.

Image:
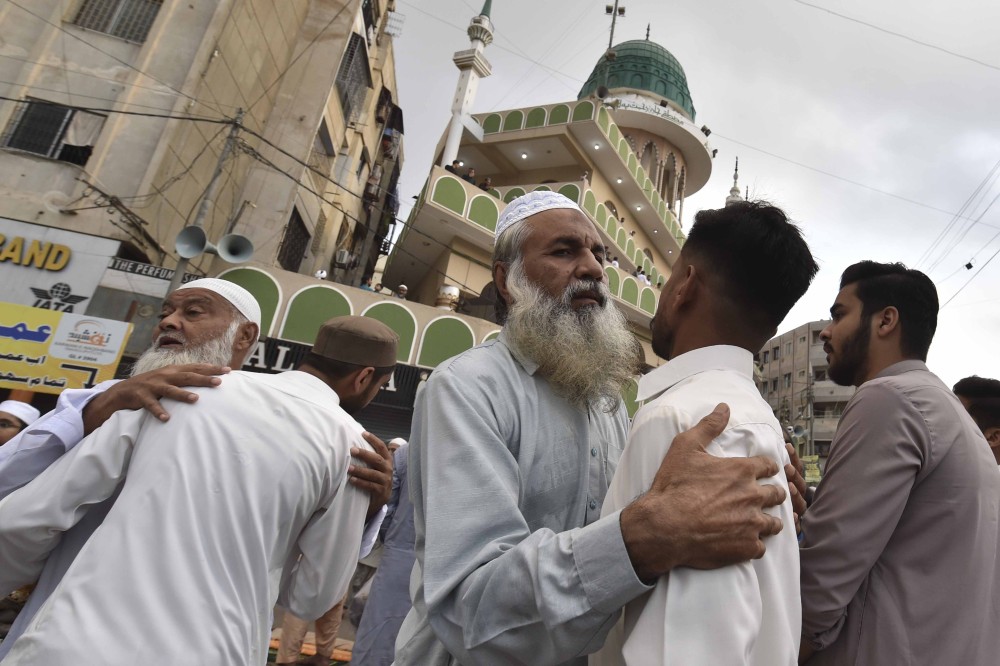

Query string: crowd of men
0 191 998 665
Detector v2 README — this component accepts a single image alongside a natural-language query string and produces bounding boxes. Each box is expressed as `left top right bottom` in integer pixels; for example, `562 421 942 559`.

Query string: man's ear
230 322 259 366
354 366 376 394
493 261 511 307
672 263 699 309
986 426 1000 449
875 306 901 339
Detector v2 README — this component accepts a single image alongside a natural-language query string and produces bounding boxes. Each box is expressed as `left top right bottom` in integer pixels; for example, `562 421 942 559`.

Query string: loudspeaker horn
175 226 254 263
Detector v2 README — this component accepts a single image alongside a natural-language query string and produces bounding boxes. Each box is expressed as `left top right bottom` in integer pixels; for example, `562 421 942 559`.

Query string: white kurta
0 370 371 665
590 346 800 666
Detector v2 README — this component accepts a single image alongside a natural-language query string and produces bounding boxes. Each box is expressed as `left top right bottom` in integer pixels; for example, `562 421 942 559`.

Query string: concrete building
0 0 404 322
757 320 856 460
382 2 715 395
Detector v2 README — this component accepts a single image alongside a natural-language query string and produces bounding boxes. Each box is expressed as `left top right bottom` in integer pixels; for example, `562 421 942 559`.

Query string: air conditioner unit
335 249 351 266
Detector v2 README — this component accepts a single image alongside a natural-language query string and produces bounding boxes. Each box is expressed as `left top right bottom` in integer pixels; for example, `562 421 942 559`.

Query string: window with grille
335 34 373 123
2 99 104 166
277 208 311 273
72 0 163 43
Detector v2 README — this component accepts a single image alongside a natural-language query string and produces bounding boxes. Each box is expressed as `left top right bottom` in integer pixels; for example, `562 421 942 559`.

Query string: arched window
640 143 655 176
604 200 619 218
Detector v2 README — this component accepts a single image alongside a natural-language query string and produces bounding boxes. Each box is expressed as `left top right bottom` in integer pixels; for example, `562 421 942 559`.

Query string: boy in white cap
0 280 393 660
0 316 399 664
0 401 40 447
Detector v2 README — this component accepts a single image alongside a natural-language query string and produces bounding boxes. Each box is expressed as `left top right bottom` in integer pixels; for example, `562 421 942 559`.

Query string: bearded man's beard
131 319 241 377
504 261 639 412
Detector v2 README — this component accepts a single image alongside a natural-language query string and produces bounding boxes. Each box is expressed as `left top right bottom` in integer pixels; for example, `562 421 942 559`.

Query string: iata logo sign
30 282 89 312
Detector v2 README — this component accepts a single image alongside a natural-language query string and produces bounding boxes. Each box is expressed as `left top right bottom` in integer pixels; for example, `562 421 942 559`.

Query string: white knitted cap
0 400 40 426
175 278 262 329
495 191 584 243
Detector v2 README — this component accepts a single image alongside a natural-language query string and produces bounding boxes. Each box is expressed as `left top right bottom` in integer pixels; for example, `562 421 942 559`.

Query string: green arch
431 177 467 215
482 114 502 133
627 153 637 176
281 286 352 344
363 301 416 363
658 200 667 220
618 139 630 161
604 266 621 296
482 329 501 343
597 106 610 132
595 203 607 228
621 277 639 305
609 124 621 144
624 377 641 419
643 257 652 274
636 166 646 185
503 187 526 203
525 107 546 128
488 188 501 199
616 227 627 248
502 110 524 132
557 183 580 202
549 104 569 124
651 190 661 209
626 237 636 258
417 317 475 367
533 185 551 191
650 267 660 284
217 268 280 337
572 100 594 122
468 195 500 232
582 189 596 215
640 287 656 314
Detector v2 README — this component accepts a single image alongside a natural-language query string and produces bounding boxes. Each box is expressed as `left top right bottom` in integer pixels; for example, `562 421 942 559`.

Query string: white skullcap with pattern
175 278 262 329
495 191 584 244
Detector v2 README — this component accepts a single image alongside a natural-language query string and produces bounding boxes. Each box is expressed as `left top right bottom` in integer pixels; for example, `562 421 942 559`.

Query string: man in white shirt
593 201 818 666
0 315 399 665
0 280 393 660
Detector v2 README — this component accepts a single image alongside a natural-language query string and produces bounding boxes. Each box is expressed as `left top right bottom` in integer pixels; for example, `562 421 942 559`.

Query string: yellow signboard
0 301 133 393
801 454 823 485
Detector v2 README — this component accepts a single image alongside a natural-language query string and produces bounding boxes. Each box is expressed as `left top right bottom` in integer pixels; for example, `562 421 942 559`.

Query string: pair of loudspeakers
175 226 253 263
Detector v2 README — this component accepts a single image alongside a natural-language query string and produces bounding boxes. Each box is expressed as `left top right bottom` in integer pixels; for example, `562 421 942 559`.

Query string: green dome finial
480 0 492 18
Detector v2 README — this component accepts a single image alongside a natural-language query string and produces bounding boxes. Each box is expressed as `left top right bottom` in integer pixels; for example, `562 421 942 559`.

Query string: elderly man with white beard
0 279 393 660
392 192 791 666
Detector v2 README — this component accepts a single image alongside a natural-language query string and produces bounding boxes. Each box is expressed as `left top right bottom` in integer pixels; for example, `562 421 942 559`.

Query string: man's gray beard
130 319 240 377
504 261 639 412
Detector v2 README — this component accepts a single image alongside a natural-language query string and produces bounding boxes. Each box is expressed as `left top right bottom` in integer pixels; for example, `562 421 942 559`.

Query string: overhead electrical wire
940 231 1000 308
0 94 231 123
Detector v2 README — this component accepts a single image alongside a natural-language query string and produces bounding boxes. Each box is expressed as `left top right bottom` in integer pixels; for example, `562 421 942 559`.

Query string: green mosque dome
578 39 696 120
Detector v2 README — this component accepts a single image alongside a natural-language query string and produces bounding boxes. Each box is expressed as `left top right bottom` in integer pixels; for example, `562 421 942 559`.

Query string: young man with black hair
799 262 1000 665
953 375 1000 465
593 200 818 666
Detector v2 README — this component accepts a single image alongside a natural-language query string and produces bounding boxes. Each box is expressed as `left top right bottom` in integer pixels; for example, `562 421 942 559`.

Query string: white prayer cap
174 278 262 329
495 191 585 243
388 437 407 447
0 400 40 427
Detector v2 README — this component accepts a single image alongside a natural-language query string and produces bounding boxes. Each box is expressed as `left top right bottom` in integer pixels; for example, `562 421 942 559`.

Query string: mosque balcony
468 99 709 251
387 166 660 324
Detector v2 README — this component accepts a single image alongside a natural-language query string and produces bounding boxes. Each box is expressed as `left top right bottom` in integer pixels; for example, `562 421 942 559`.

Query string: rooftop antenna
605 1 626 50
646 23 650 40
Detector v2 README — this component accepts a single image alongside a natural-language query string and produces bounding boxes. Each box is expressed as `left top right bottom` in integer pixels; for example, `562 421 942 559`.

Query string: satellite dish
175 226 253 263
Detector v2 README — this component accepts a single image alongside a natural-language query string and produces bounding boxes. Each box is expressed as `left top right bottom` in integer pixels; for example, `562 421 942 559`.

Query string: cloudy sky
389 0 1000 386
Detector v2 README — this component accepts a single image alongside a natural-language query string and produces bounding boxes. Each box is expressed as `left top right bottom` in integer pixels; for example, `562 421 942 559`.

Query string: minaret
441 1 494 167
725 157 742 206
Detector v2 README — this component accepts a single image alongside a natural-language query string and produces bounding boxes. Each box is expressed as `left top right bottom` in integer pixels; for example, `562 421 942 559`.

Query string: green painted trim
557 183 580 202
217 268 281 337
596 203 607 229
417 317 476 367
482 113 502 133
624 378 641 419
582 189 596 215
482 329 501 343
548 104 569 124
627 153 637 176
572 100 594 122
604 266 621 296
618 139 630 161
640 287 656 314
609 124 621 144
362 301 417 364
533 185 551 191
616 227 627 248
626 237 635 258
280 286 353 344
468 194 500 232
621 277 639 305
431 176 468 215
502 110 524 132
525 107 546 128
597 106 610 132
503 187 526 203
488 188 501 199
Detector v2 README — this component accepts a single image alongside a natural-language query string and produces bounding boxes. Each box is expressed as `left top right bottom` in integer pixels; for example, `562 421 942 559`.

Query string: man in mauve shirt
799 261 1000 665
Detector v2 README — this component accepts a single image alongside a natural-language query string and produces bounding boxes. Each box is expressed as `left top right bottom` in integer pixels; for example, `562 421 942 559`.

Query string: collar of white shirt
497 329 540 376
636 345 755 402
